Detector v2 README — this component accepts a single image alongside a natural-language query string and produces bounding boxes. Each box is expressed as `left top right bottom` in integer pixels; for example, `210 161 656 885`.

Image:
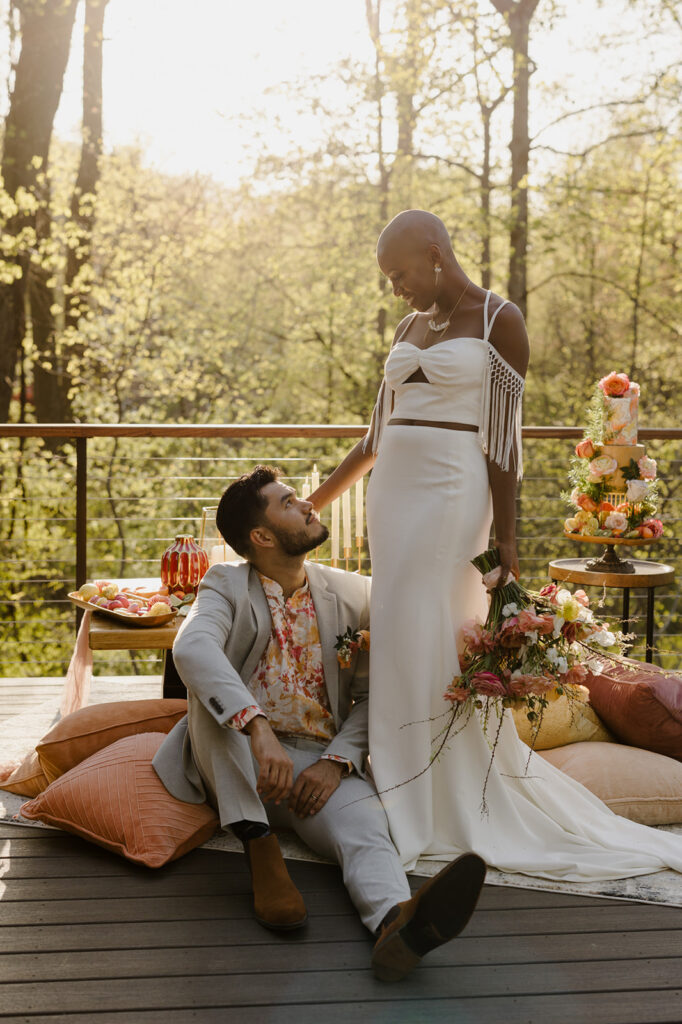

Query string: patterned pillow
539 741 682 825
585 662 682 762
36 699 187 783
21 732 218 867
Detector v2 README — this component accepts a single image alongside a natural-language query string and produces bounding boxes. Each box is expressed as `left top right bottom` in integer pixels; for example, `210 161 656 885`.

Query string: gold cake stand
563 533 660 574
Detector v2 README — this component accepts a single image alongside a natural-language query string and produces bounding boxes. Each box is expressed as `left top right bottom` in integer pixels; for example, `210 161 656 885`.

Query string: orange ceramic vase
160 534 209 595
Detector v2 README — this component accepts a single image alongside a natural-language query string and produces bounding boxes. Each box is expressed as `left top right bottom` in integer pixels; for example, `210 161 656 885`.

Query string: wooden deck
1 821 681 1024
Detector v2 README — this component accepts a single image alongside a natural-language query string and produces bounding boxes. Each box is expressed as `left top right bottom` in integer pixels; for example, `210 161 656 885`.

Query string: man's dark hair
216 465 281 556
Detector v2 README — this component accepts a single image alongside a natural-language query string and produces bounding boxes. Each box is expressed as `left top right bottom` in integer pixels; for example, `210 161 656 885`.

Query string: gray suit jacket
153 560 372 804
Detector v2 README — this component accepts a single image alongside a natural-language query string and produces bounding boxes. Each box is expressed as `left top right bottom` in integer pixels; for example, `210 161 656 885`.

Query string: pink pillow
21 733 218 868
585 661 682 762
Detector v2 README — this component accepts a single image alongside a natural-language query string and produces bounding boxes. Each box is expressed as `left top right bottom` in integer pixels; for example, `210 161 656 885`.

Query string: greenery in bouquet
441 547 627 811
563 373 662 539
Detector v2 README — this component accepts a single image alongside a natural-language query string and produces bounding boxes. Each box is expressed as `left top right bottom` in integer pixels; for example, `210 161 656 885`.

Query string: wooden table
548 557 675 663
87 579 186 698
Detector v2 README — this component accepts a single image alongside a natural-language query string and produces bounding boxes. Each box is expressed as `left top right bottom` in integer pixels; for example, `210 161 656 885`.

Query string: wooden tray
68 592 178 628
563 533 660 547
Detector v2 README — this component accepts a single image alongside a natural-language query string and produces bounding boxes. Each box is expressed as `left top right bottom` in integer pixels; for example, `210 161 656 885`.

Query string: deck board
1 825 681 1022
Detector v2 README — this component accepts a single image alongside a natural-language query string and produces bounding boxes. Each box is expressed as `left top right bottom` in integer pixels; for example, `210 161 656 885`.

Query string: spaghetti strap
483 289 508 341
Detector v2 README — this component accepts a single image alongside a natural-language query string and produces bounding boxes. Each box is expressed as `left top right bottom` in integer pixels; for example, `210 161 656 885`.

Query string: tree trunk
65 0 109 335
0 0 79 423
490 0 541 317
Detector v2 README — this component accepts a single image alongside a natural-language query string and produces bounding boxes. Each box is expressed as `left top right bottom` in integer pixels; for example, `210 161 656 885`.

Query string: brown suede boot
372 852 486 981
245 834 308 931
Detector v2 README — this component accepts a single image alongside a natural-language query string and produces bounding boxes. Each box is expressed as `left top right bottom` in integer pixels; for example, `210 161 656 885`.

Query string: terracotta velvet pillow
36 698 187 783
539 741 682 826
21 732 218 867
0 750 50 798
585 662 682 762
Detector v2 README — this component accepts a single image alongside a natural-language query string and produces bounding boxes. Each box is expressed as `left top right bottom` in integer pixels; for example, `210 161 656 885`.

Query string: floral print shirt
229 573 351 772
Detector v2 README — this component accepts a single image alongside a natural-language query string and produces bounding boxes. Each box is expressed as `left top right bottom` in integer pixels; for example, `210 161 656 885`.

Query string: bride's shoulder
488 298 529 378
391 311 420 346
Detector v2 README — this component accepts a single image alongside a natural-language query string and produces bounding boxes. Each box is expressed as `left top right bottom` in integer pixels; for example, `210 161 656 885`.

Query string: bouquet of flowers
442 547 627 810
563 372 662 539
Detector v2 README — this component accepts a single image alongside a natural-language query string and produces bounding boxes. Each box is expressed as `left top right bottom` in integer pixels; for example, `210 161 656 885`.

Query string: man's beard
270 520 329 557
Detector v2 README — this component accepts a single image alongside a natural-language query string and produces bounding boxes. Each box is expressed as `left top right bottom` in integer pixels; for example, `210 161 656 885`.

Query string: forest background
0 0 680 678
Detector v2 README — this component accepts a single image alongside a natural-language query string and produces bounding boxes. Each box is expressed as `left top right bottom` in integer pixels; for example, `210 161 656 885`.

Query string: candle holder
199 506 240 566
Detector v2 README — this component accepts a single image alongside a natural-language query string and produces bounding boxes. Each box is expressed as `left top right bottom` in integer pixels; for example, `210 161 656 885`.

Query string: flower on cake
638 455 657 480
638 518 664 539
598 371 631 396
626 478 649 502
604 511 628 534
587 454 618 481
575 438 596 459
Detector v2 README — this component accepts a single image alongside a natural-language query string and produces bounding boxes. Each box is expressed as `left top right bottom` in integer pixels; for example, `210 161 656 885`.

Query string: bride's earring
434 265 442 286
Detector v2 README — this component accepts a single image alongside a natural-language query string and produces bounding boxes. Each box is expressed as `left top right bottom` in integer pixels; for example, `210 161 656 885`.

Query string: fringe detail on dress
479 346 525 479
363 377 393 455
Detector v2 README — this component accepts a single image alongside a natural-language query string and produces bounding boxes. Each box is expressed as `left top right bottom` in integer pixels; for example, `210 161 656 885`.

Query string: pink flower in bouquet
471 671 507 697
639 518 664 539
497 617 525 649
561 619 593 643
587 455 618 482
539 583 558 602
598 371 630 396
574 589 590 607
559 664 589 686
445 684 470 704
509 674 555 697
575 492 599 513
460 619 496 653
517 607 554 635
604 511 628 533
638 456 657 480
575 438 596 459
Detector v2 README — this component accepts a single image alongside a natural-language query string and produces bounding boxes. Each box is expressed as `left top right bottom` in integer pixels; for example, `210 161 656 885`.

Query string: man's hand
289 759 345 819
246 716 294 805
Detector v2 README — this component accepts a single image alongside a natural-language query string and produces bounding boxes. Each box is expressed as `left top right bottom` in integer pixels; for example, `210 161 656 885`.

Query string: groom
153 465 486 982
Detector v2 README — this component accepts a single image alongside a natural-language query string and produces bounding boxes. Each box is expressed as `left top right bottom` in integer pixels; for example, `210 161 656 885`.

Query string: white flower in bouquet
626 478 649 502
502 601 520 617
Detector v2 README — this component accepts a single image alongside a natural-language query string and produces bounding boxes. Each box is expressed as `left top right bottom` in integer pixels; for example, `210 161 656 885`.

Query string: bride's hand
494 540 520 589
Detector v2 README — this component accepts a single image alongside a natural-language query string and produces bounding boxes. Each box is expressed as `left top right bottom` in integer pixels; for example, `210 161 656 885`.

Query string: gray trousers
189 712 411 932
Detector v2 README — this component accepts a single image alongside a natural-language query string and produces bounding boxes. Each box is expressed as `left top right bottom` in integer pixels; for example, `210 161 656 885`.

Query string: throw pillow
36 698 187 783
585 661 682 762
538 741 682 826
0 750 50 798
512 685 614 750
21 732 218 867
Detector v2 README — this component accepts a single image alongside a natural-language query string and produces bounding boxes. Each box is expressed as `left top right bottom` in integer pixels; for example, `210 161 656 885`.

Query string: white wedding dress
365 291 682 878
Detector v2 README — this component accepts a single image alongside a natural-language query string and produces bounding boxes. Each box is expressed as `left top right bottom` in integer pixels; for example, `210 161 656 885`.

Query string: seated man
153 465 486 982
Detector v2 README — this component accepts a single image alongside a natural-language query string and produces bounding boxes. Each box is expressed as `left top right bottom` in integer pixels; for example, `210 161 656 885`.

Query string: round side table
548 558 675 664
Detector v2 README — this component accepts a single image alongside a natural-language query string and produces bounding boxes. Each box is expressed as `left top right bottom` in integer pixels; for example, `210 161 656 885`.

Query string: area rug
2 681 682 908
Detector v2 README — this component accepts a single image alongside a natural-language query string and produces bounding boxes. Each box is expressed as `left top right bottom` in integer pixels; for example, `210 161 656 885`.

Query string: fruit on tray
73 580 174 618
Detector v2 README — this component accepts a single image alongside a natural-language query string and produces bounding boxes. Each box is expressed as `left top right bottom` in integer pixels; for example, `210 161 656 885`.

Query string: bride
310 208 682 879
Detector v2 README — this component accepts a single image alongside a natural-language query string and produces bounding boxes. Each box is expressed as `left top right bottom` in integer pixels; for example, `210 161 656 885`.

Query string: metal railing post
75 437 87 624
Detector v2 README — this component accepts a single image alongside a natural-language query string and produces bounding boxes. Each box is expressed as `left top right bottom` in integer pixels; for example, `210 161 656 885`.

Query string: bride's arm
309 439 376 511
486 302 530 584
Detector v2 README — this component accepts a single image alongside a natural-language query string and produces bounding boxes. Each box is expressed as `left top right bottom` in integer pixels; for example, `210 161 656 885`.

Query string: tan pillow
512 685 613 750
538 741 682 826
21 732 218 868
0 750 50 797
36 698 187 784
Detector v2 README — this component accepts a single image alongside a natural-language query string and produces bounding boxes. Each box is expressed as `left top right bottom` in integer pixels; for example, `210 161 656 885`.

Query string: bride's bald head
376 210 454 265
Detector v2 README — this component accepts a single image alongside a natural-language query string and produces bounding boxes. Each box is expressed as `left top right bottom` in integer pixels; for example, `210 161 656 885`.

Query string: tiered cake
564 372 663 540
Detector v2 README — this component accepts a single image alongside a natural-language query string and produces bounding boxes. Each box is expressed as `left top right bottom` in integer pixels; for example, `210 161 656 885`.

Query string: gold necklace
427 280 470 335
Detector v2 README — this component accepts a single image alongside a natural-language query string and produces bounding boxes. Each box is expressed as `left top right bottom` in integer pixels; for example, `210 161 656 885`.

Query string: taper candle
342 489 351 553
355 480 363 543
331 498 340 565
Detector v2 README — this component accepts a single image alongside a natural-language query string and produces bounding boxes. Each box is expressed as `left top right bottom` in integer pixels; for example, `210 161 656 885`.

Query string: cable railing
1 423 680 677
